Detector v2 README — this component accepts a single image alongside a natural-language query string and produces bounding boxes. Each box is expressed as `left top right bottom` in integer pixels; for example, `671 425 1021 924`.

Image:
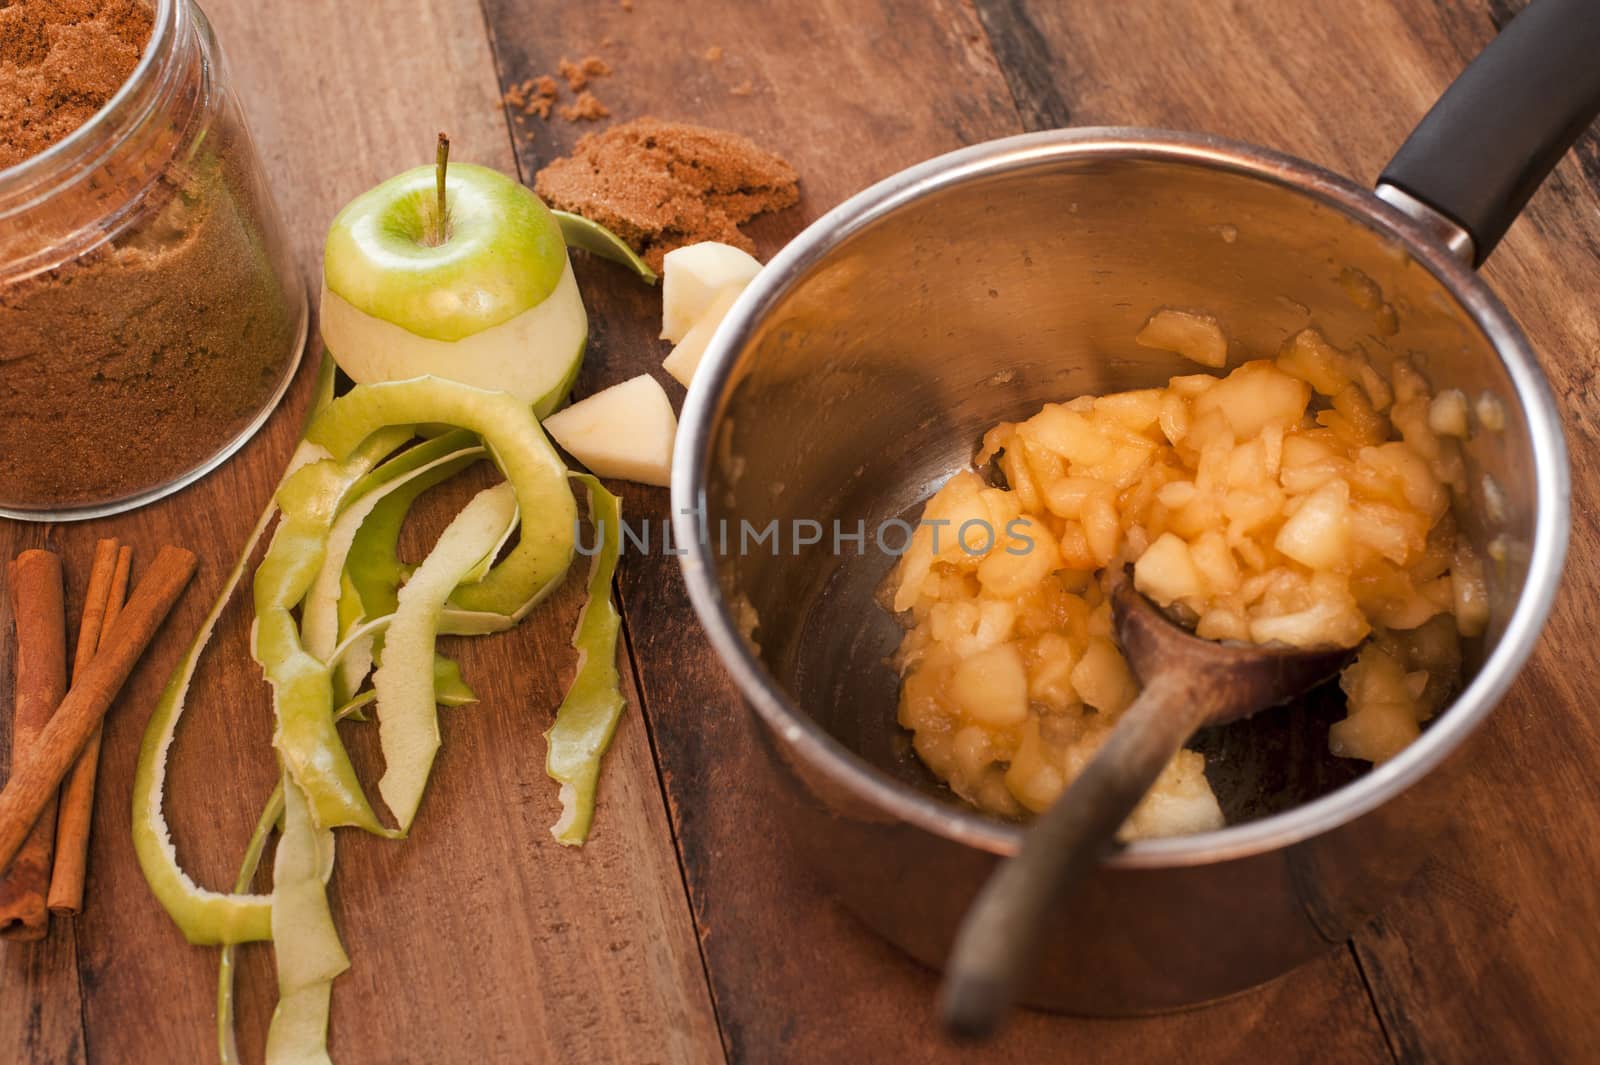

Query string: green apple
321 154 587 416
542 375 677 487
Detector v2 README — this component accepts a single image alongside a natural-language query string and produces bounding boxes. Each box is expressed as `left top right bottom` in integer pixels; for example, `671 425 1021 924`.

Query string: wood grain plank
1 0 722 1062
984 0 1600 1061
480 1 1393 1061
1350 6 1600 1060
0 931 83 1065
971 0 1072 130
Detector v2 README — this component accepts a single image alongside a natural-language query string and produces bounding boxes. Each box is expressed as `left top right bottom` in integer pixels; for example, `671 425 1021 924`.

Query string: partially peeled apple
320 137 587 416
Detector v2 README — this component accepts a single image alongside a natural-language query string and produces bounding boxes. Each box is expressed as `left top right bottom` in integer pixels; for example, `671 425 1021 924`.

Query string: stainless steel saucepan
672 0 1594 1013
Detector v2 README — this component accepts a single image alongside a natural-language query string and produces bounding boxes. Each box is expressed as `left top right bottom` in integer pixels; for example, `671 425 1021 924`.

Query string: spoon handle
939 669 1221 1037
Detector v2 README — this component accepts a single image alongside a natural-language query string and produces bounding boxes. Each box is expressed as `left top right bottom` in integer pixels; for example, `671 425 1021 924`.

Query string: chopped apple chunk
663 283 744 388
660 242 763 343
1137 308 1228 368
950 643 1029 726
542 374 677 487
1134 532 1204 606
1274 478 1351 570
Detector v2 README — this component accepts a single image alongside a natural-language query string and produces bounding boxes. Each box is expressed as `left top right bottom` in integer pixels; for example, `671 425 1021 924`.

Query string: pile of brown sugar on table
0 0 153 169
535 117 799 270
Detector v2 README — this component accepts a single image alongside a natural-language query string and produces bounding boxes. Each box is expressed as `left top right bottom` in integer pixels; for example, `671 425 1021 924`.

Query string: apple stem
432 131 451 246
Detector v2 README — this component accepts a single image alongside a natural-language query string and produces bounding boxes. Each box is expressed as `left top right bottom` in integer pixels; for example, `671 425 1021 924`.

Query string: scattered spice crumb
557 57 581 91
535 117 799 270
704 45 723 62
559 91 611 122
621 0 633 10
503 74 558 119
558 56 589 91
505 64 615 123
731 80 754 97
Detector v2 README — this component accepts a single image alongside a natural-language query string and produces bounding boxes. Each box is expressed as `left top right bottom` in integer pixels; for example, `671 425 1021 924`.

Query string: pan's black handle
1379 0 1600 266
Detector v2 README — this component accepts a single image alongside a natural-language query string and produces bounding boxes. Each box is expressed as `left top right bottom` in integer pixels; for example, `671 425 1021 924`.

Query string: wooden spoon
939 576 1356 1037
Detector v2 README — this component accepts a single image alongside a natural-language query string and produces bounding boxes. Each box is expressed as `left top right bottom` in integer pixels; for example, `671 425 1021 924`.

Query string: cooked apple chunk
1137 308 1228 368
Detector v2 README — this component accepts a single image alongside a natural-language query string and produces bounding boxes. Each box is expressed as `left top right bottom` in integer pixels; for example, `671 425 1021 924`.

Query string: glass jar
0 0 306 519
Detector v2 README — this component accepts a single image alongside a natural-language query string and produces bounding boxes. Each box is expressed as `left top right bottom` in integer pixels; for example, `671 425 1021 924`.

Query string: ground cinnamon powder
0 0 153 169
535 118 799 270
0 0 301 510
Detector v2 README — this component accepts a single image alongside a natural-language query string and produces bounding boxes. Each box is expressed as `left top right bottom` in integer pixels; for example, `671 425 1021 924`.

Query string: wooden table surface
4 0 1599 1061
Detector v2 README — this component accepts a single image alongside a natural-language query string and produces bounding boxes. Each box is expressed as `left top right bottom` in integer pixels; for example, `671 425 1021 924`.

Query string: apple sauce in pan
885 319 1487 837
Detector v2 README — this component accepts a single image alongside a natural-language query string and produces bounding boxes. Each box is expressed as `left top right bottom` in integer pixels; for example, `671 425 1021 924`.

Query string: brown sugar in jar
0 0 306 517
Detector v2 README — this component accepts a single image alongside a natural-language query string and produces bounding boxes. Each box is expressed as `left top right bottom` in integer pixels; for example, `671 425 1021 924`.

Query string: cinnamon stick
0 546 196 879
0 550 68 940
47 540 124 916
101 546 132 635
